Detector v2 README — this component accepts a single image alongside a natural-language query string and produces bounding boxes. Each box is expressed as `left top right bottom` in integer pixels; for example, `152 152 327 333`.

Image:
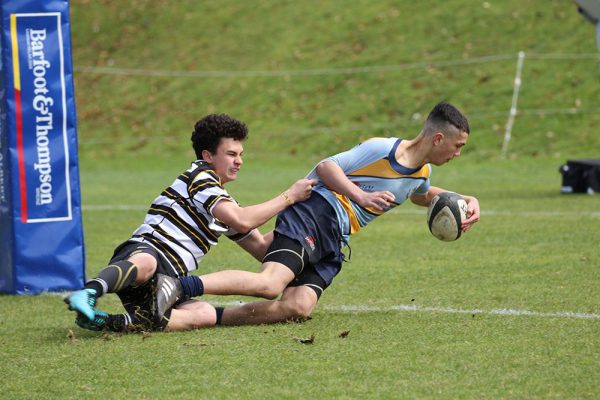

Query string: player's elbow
230 219 254 235
410 195 427 207
316 160 334 175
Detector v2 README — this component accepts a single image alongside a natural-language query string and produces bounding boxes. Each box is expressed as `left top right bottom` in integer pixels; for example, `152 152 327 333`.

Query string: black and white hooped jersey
129 160 252 276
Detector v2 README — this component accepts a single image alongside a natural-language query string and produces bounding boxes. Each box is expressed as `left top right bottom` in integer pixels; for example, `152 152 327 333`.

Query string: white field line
48 292 600 320
215 301 600 320
83 204 147 211
82 204 600 218
323 304 600 320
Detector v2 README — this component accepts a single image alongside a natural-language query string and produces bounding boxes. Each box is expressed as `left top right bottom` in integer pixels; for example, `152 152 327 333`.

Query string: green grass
70 0 600 161
2 158 598 399
1 0 600 398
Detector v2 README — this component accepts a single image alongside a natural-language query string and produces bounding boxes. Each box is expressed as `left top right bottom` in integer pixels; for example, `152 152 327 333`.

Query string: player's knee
188 303 217 329
128 253 157 284
253 264 295 299
284 298 314 321
253 283 282 300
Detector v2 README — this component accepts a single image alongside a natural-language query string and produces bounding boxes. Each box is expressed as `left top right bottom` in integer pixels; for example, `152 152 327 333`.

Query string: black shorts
265 193 344 298
263 233 328 298
110 240 177 277
109 241 184 329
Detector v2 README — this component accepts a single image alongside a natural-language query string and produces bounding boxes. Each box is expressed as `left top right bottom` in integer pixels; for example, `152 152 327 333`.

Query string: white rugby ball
427 192 468 241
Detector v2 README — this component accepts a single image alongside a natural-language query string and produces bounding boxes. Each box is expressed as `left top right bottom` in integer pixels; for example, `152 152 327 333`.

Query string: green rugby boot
75 309 108 331
64 288 98 321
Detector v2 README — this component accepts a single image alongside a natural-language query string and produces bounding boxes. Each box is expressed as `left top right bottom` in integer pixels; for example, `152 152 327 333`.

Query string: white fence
75 52 600 155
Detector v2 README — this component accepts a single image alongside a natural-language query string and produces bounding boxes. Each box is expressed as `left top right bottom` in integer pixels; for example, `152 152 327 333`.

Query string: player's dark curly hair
191 114 248 159
423 101 470 136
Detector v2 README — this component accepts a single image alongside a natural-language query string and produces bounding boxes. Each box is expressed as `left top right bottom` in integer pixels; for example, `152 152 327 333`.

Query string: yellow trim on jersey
333 192 361 234
349 159 431 179
191 169 222 186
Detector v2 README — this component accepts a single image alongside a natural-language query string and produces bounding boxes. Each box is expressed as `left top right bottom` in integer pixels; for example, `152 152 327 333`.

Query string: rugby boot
64 288 97 321
75 309 108 331
153 274 184 329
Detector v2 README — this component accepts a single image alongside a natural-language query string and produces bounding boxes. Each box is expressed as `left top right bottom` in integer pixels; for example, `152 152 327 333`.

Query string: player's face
431 130 468 165
203 138 244 184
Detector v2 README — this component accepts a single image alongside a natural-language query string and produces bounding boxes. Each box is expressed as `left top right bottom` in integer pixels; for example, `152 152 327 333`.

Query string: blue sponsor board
17 14 71 222
0 43 13 291
0 0 85 294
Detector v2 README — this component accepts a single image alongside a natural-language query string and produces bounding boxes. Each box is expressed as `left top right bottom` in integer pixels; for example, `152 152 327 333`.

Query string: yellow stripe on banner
333 192 361 234
10 15 21 90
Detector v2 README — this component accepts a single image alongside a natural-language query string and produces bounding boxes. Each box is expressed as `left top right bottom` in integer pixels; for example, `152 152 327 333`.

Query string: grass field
1 0 600 399
1 157 598 399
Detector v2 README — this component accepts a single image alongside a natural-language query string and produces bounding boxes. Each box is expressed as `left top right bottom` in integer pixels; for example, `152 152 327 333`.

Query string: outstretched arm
212 178 316 233
316 160 395 211
410 185 480 232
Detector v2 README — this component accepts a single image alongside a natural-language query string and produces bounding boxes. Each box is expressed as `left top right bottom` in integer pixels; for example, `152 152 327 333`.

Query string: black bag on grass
559 159 600 194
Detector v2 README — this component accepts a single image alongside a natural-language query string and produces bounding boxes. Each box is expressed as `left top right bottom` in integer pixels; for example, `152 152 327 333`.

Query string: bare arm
410 185 480 231
212 178 316 233
409 185 445 207
316 160 395 210
235 230 274 262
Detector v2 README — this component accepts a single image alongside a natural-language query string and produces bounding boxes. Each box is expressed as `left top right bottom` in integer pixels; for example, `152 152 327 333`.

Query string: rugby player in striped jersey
64 114 315 331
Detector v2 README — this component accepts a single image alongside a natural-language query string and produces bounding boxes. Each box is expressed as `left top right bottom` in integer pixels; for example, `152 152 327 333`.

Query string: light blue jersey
306 137 431 243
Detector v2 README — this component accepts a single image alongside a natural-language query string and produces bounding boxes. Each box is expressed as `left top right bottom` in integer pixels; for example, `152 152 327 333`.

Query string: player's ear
201 149 213 163
432 132 445 146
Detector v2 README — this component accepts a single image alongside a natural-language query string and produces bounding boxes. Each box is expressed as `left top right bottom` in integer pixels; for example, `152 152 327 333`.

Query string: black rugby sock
105 313 131 332
215 307 224 325
85 260 138 296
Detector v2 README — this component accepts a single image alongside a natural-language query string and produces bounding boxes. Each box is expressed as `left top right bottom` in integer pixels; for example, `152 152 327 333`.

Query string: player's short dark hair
191 114 248 159
422 101 470 136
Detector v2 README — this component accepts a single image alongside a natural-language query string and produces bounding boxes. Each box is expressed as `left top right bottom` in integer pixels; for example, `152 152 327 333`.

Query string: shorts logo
304 235 316 251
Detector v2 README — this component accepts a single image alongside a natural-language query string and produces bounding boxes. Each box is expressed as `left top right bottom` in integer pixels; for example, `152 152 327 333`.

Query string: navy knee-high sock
178 275 204 297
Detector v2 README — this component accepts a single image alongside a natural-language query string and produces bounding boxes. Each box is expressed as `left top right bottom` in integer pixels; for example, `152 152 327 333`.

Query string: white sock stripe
90 278 108 294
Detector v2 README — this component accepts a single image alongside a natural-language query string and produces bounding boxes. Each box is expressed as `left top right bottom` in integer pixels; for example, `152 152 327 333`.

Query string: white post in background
501 51 526 159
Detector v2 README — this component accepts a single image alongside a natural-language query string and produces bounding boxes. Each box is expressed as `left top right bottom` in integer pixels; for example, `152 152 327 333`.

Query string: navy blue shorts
273 192 344 294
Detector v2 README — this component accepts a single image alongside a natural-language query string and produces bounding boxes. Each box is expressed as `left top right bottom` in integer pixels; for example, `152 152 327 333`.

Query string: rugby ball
427 192 468 241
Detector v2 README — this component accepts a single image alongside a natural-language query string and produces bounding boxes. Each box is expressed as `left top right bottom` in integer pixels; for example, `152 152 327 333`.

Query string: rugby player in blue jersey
64 114 316 331
156 101 481 331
